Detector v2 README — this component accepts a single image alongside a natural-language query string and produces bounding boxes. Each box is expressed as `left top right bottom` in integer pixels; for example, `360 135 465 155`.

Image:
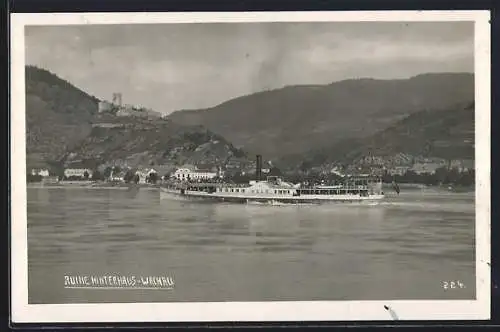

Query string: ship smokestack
256 154 262 181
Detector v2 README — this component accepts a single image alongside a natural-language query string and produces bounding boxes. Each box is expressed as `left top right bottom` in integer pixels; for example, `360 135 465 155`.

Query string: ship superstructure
161 156 384 204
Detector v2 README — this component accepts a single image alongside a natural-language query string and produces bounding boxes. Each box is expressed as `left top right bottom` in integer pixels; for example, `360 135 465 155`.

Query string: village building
225 159 245 170
172 164 219 181
109 171 125 182
359 155 385 166
410 163 443 175
413 157 447 165
31 168 50 177
133 169 149 183
64 168 93 179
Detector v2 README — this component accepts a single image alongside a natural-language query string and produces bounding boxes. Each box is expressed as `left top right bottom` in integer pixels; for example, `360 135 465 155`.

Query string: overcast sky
25 22 474 114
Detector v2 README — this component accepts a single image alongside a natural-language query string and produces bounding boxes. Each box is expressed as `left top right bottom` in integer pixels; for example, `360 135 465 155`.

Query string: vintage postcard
10 10 490 323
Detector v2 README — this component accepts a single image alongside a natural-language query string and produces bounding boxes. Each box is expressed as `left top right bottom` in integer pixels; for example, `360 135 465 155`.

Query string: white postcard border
10 10 491 323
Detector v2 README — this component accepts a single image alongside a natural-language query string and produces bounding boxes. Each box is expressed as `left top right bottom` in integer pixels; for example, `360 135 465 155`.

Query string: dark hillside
169 73 474 159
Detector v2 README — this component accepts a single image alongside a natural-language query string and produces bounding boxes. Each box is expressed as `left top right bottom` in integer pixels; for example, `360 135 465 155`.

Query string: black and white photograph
10 11 490 323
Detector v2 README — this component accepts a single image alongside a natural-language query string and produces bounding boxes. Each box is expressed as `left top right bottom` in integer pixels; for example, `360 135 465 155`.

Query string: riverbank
27 181 160 190
382 183 427 189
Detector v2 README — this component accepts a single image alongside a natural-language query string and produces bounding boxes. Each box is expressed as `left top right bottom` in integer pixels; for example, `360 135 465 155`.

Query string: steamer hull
160 181 384 204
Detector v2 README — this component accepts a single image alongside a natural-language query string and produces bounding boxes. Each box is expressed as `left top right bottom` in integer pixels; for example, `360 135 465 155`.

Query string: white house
110 171 125 182
64 168 93 179
172 167 218 181
31 168 50 177
134 170 148 184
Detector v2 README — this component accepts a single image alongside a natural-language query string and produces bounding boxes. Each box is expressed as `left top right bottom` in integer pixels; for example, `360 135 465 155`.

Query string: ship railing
216 183 250 188
300 185 369 190
298 187 371 194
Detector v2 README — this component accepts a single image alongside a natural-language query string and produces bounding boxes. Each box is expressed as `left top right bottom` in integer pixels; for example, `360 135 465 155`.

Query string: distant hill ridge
25 66 474 173
24 66 251 170
277 101 475 171
168 72 474 160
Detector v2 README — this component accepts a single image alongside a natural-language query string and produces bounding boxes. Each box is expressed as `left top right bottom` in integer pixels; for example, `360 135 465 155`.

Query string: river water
27 186 475 304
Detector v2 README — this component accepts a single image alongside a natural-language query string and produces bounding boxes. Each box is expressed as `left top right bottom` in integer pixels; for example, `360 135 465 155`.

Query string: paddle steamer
160 156 384 204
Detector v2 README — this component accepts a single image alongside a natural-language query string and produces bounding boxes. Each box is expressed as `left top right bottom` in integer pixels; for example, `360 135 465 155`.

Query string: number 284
443 281 465 289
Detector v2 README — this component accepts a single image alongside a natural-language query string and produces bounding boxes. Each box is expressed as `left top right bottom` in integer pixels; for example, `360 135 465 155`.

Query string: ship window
274 190 277 194
231 189 234 192
241 189 245 193
236 189 239 192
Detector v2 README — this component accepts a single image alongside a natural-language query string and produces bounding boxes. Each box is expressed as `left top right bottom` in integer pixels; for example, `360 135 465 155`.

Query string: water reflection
27 187 476 303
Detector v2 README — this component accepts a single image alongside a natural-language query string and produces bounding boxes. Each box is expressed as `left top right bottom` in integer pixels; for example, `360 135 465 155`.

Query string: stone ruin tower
112 92 122 107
